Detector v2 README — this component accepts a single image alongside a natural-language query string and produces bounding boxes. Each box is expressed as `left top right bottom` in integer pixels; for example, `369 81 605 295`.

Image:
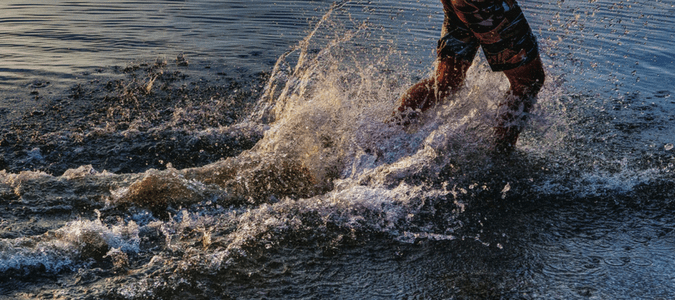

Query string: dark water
1 0 674 299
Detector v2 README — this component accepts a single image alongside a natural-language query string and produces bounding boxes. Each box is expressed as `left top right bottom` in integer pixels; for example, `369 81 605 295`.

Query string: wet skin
396 0 546 153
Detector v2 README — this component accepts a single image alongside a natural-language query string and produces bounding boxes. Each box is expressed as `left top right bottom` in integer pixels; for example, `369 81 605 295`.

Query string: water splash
0 212 140 274
0 4 572 280
2 1 675 299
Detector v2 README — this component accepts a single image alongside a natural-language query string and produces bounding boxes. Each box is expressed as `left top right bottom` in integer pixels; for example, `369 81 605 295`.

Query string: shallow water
1 0 675 299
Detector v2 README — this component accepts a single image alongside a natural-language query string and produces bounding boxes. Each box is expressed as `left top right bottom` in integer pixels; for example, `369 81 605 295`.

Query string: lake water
1 0 674 299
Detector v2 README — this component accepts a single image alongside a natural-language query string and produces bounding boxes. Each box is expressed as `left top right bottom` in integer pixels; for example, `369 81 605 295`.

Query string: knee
504 56 545 98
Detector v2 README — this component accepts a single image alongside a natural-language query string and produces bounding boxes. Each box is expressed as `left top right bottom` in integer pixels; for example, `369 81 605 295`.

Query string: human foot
493 126 520 155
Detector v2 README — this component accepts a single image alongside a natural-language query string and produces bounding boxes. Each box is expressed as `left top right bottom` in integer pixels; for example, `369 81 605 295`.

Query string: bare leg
494 55 546 153
397 56 472 113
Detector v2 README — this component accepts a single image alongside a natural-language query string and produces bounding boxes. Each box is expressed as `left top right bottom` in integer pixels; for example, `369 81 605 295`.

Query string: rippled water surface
1 0 674 299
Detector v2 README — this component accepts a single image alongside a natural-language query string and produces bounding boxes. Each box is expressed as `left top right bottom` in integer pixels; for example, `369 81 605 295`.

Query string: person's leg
494 55 545 153
502 55 545 100
449 0 544 153
396 56 471 113
395 0 477 116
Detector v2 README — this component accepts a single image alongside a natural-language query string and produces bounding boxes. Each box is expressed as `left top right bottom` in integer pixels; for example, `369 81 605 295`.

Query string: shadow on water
190 167 675 299
112 163 675 299
4 150 672 299
1 125 674 299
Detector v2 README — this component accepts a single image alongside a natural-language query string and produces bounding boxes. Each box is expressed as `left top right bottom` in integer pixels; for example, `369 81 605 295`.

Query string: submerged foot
385 109 422 127
493 126 521 155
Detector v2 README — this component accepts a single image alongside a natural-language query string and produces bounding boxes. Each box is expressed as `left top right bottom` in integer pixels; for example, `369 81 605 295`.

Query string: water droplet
500 182 511 199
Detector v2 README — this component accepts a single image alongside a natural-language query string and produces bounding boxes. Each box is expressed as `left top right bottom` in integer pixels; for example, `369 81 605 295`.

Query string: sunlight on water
0 1 571 283
1 0 674 299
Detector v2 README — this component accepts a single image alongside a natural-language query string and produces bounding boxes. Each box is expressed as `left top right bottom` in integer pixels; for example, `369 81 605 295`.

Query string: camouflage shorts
437 0 539 71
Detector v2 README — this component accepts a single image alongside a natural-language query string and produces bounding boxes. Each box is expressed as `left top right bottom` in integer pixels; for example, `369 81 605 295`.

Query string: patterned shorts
437 0 539 71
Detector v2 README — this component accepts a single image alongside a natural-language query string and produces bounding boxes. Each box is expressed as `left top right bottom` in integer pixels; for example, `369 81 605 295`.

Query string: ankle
493 125 521 154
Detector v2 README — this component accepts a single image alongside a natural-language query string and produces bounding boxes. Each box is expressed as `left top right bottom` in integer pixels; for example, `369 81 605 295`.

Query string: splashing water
0 0 567 276
2 1 674 299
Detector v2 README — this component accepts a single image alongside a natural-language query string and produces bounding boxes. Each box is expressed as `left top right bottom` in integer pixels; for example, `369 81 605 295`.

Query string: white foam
0 215 140 274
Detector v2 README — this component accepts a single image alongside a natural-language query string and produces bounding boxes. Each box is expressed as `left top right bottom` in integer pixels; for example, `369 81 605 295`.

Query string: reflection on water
0 0 443 91
527 0 675 95
0 0 328 88
1 0 673 94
